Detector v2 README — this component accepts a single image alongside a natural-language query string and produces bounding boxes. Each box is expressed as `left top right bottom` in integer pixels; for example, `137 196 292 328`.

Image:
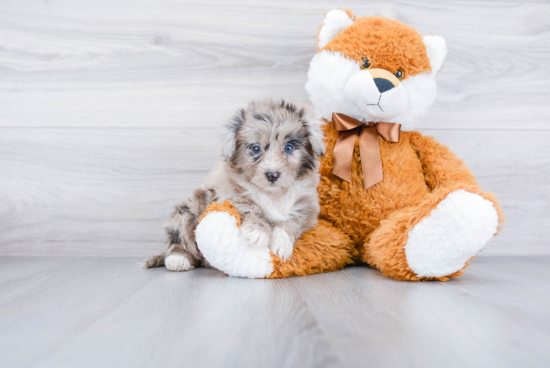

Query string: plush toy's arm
410 132 477 190
409 132 503 223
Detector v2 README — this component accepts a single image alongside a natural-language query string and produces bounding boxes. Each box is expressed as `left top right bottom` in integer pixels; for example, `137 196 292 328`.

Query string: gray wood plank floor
1 256 549 368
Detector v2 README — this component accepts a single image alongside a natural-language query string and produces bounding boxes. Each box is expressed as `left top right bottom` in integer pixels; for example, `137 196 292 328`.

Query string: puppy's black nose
374 78 395 93
265 171 280 183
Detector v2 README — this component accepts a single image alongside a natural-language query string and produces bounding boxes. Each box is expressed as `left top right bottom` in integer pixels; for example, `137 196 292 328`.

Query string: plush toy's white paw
195 211 273 278
240 221 271 249
405 190 499 278
270 227 294 261
165 254 193 272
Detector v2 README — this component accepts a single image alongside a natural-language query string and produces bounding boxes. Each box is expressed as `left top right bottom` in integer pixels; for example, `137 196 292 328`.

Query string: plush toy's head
305 9 447 131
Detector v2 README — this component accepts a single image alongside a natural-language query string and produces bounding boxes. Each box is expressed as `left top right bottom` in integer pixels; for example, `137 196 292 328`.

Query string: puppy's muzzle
265 171 280 183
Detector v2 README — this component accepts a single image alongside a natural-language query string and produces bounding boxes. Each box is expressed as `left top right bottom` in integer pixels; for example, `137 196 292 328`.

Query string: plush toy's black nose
374 78 395 93
265 171 280 183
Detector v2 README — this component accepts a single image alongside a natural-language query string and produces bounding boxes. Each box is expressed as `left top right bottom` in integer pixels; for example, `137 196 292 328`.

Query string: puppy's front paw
240 221 271 249
270 227 294 261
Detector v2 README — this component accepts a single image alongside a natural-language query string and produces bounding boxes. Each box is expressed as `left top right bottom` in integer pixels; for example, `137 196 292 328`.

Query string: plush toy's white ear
318 9 355 49
423 35 447 75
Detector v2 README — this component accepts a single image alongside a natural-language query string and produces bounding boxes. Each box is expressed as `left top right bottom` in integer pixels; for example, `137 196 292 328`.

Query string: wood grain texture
0 0 548 256
0 256 549 368
0 128 219 256
0 128 548 256
0 0 549 130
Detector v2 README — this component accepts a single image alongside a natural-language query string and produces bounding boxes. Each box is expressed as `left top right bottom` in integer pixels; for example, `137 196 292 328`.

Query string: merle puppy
143 99 325 271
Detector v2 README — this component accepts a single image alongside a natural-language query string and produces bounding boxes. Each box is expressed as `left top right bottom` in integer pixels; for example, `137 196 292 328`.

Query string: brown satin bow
332 112 401 189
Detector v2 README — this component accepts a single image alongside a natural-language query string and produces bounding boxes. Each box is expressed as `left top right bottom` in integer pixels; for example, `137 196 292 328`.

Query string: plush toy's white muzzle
344 69 408 120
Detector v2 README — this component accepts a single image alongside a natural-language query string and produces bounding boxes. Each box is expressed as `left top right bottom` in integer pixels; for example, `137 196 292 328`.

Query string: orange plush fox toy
195 10 504 281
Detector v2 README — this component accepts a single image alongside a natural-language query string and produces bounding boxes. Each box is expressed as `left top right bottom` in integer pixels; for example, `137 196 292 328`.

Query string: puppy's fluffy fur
143 99 325 271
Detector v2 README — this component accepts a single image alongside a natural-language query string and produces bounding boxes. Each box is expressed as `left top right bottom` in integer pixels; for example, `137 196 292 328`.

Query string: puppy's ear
221 108 246 161
303 108 326 157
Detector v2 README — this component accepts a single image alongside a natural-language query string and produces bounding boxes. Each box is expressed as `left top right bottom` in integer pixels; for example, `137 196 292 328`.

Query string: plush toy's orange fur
320 16 432 79
268 220 356 278
200 12 503 281
316 127 504 281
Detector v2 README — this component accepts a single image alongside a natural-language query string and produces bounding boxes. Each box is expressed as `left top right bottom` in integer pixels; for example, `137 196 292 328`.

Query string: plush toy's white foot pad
195 211 274 278
165 254 193 272
405 190 499 278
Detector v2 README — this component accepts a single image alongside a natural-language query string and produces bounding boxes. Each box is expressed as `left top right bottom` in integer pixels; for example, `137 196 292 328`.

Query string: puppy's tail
138 253 165 269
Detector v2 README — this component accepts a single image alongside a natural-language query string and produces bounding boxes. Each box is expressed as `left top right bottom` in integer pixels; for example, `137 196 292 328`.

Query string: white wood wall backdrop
0 0 548 256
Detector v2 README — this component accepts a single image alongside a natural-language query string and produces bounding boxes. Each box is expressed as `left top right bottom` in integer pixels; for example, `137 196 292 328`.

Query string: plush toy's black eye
284 143 294 154
251 144 261 155
394 68 404 80
360 58 371 69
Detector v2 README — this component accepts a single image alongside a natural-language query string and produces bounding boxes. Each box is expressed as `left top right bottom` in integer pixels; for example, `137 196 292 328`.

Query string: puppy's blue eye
251 145 261 155
284 144 294 154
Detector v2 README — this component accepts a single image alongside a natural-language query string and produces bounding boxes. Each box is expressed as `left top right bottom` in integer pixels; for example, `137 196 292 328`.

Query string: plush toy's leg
195 202 355 278
195 201 274 278
268 220 356 278
364 186 503 281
